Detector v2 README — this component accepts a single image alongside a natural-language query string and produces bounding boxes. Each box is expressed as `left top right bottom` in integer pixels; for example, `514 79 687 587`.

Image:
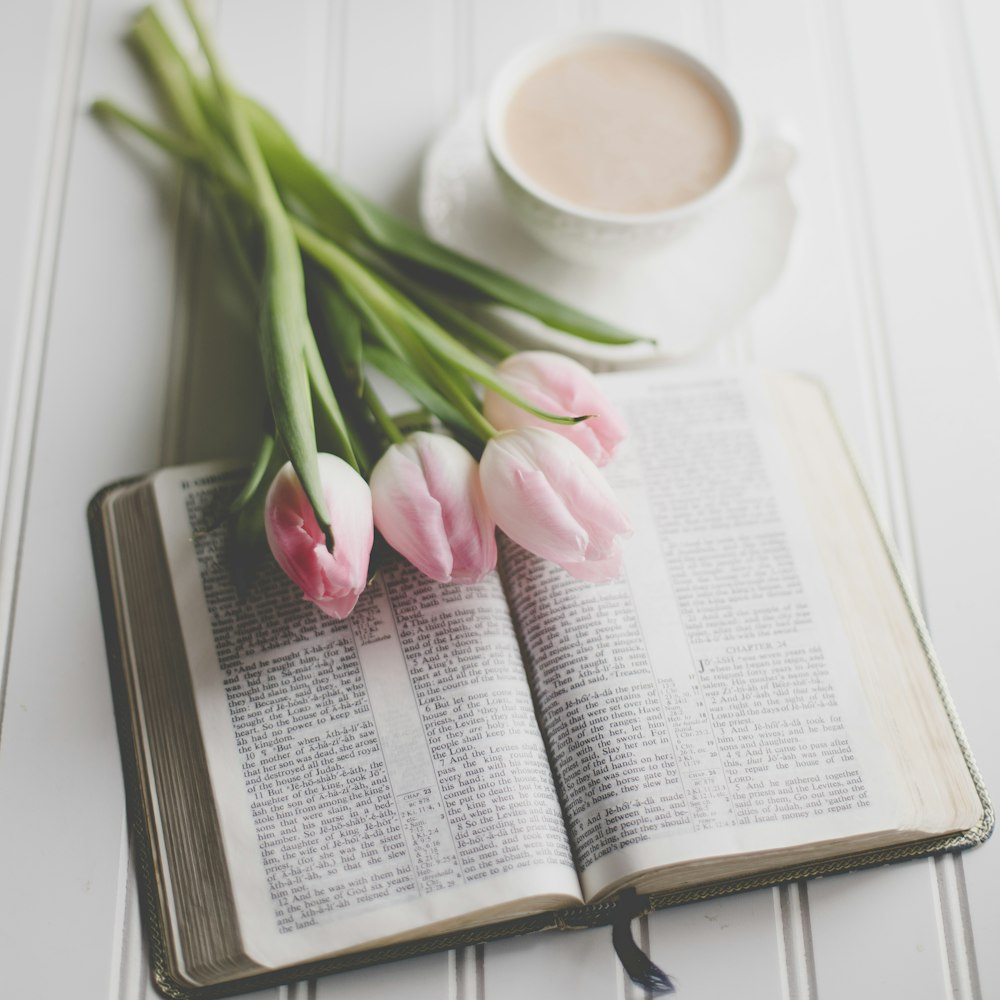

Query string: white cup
484 31 748 266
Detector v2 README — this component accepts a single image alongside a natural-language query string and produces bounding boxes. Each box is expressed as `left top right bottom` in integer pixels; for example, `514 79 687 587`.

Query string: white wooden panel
0 0 78 743
646 890 785 999
591 0 690 43
833 1 1000 995
485 926 621 1000
118 837 167 1000
810 0 999 997
216 0 330 161
469 0 581 93
961 0 1000 209
957 0 1000 350
314 951 452 999
337 0 457 221
0 0 184 994
935 853 983 1000
0 0 68 513
809 862 951 999
719 0 891 502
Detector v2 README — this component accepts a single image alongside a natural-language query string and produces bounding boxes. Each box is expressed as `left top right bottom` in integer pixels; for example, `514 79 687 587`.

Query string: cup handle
744 117 800 184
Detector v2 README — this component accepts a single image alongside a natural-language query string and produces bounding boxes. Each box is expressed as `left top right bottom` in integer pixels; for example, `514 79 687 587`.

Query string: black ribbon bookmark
611 902 675 995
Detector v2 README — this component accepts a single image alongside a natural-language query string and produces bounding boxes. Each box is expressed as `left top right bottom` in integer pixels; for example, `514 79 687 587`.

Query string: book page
502 371 900 901
152 467 580 970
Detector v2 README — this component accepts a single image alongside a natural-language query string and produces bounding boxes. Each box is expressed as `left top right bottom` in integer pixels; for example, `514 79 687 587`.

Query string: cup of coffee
484 31 747 265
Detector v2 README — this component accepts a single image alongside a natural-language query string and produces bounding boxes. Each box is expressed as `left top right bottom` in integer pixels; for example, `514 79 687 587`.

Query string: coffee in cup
504 43 737 215
485 32 747 264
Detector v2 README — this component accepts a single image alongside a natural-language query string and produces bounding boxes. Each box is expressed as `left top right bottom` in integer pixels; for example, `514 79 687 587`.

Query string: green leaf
229 432 275 514
365 345 481 443
307 271 364 392
369 258 513 360
255 263 327 513
228 435 288 596
180 0 333 536
91 100 203 162
304 331 359 469
130 8 212 142
242 97 362 242
360 380 404 447
370 271 590 427
294 223 492 435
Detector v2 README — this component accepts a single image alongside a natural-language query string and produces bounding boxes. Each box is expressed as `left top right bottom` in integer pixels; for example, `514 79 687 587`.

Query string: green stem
229 431 275 514
180 0 331 541
363 383 405 447
304 334 360 469
364 344 482 443
129 8 242 179
200 179 261 300
91 100 203 161
297 226 586 426
361 251 514 360
181 0 276 214
295 225 496 441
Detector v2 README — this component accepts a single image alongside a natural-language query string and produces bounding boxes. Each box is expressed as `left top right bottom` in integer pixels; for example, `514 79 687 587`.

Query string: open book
90 369 991 998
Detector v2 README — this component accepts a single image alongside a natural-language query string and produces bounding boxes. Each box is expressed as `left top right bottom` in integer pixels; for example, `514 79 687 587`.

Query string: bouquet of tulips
97 1 641 618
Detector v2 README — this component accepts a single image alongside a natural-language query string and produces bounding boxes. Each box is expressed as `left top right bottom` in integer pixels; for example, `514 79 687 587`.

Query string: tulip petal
312 590 364 619
483 352 628 466
480 428 630 582
265 455 373 619
415 435 497 582
370 432 497 584
373 447 456 582
503 466 590 564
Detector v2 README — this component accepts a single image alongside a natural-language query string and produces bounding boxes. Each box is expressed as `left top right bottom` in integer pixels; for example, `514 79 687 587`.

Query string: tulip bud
371 432 497 584
264 454 373 619
479 427 632 582
482 351 628 466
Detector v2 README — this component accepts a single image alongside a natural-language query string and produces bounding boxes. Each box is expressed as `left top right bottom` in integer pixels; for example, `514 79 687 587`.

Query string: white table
2 1 999 997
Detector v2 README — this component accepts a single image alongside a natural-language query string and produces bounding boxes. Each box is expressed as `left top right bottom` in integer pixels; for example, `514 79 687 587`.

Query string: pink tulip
370 432 497 583
479 427 632 582
264 454 374 619
482 351 628 466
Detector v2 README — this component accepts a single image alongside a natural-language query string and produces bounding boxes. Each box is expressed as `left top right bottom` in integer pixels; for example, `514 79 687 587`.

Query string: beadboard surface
2 2 999 998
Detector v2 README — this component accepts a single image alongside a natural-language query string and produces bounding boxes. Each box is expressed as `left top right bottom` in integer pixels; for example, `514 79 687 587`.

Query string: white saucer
419 103 799 365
